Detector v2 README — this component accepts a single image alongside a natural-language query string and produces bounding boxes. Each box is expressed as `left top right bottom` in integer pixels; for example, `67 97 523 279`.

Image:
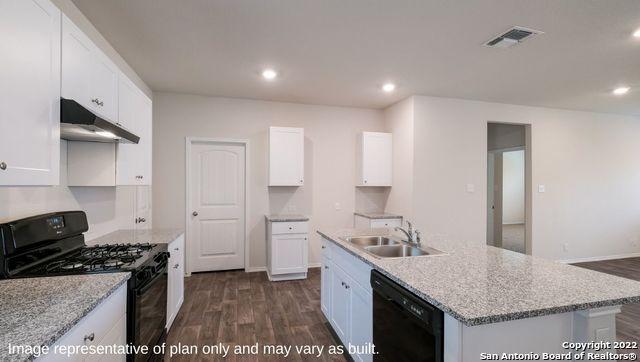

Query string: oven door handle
136 266 167 295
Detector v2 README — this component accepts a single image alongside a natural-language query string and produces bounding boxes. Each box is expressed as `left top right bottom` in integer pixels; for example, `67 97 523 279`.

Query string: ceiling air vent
484 26 543 48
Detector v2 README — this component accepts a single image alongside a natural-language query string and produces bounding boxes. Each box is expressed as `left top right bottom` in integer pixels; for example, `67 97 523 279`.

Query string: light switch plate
466 183 475 193
538 184 546 193
334 202 341 211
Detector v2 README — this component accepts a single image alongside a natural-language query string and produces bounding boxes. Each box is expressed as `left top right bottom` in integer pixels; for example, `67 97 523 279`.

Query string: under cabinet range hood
60 98 140 144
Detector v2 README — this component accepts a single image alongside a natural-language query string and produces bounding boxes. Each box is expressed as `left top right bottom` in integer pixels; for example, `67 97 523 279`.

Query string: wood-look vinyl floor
165 269 346 361
573 257 640 350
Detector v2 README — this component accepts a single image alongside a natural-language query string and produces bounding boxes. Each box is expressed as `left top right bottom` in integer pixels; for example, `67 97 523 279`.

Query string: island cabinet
167 234 185 330
320 237 373 362
0 0 61 186
40 284 127 361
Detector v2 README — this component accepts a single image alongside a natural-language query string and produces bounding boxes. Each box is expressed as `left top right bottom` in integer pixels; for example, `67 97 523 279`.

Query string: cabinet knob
192 211 198 216
345 284 350 289
364 180 367 183
0 162 6 170
300 179 303 183
174 247 179 251
173 264 179 269
321 245 326 249
324 266 329 269
84 332 95 342
341 281 345 286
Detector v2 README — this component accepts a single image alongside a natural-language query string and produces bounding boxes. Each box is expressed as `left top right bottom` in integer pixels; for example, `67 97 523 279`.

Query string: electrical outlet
334 202 341 211
562 243 569 252
466 183 475 193
538 184 546 193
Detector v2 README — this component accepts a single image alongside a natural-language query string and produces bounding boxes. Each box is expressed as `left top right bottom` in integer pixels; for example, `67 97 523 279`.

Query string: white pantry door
189 141 245 272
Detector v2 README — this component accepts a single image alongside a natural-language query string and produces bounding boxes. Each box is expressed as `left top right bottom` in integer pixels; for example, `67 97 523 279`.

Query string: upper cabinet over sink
0 0 61 186
357 132 392 187
269 127 304 186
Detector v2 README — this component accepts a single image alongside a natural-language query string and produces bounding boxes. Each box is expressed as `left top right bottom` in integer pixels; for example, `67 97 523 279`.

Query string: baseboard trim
246 264 320 273
245 266 266 273
558 252 640 264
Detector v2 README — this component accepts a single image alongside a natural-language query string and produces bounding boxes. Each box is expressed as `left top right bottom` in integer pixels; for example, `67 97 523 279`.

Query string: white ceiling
71 0 640 114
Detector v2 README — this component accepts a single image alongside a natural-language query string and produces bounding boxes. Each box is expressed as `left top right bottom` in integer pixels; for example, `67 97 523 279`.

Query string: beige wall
152 93 385 270
384 98 414 220
0 141 140 240
408 95 640 261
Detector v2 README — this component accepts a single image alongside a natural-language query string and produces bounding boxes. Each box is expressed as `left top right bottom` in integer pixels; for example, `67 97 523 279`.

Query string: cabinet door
271 233 308 274
116 74 152 186
90 53 118 121
269 127 304 186
116 74 138 185
61 15 93 110
134 186 151 229
361 132 392 186
167 235 185 330
0 0 60 186
349 284 373 362
330 265 351 344
136 94 153 185
321 257 332 319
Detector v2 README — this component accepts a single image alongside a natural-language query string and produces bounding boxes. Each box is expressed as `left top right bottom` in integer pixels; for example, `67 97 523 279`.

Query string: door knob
192 211 198 216
0 162 6 170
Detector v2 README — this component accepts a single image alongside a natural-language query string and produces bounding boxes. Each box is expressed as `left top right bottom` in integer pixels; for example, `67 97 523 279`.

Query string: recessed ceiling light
262 69 277 80
613 86 630 95
382 83 396 93
633 28 640 38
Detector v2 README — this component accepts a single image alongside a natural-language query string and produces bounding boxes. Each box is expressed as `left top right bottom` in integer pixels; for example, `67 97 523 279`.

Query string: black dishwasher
371 270 443 362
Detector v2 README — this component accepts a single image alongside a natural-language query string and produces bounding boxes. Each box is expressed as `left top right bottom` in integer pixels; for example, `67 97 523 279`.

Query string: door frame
185 137 250 275
486 122 532 255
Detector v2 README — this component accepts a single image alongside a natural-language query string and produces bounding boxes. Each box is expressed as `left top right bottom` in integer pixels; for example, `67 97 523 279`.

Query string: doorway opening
487 123 531 254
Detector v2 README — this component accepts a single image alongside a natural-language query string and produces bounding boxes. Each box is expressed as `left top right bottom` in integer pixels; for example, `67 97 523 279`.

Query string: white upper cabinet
0 0 61 186
357 132 392 186
269 127 304 186
62 15 118 122
116 74 152 186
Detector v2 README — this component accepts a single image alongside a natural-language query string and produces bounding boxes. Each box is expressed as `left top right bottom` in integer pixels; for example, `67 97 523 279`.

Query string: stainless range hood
60 98 140 144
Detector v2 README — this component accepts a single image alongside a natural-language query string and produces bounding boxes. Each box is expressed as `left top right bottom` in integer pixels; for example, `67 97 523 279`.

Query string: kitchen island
318 228 640 361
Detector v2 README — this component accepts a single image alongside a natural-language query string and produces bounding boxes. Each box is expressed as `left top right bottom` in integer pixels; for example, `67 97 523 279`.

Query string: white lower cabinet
167 234 185 330
39 284 127 361
321 238 373 362
266 220 309 281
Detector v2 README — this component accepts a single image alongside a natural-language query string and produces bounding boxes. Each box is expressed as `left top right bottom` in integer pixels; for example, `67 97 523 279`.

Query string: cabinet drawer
42 284 126 361
330 243 372 292
271 221 308 235
370 218 402 228
321 237 332 259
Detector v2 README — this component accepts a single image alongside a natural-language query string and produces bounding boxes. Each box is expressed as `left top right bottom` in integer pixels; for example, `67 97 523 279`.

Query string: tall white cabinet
0 0 61 186
357 132 392 187
269 127 304 186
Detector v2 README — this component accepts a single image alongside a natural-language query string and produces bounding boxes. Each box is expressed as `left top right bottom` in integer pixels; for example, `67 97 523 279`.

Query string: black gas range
0 211 168 362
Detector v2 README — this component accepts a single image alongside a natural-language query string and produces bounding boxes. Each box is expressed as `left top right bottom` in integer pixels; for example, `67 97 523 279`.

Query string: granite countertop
0 273 130 361
354 211 402 219
87 228 184 246
265 214 309 222
318 228 640 327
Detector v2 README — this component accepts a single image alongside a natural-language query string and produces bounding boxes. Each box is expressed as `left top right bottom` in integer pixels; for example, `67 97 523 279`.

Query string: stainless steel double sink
342 236 445 258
